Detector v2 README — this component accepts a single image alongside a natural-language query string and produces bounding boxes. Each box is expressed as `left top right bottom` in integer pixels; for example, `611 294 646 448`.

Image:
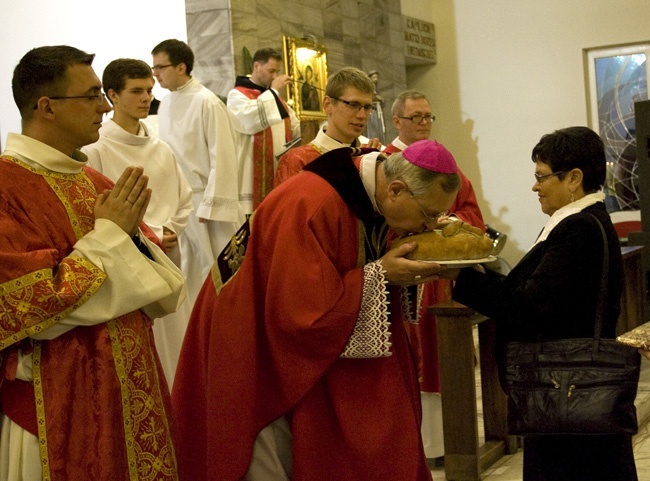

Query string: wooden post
430 301 516 481
618 246 645 334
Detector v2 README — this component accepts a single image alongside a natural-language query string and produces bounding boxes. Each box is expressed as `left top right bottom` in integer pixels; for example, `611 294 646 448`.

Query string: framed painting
583 41 650 212
283 36 328 121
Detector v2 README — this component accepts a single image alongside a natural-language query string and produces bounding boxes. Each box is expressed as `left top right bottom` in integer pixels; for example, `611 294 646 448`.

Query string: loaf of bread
391 220 493 261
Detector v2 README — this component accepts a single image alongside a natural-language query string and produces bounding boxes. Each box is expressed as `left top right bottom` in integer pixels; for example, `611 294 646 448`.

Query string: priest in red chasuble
0 46 186 481
172 140 461 481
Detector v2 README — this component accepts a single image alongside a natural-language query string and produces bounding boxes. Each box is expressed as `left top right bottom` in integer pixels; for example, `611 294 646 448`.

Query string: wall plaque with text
403 16 436 66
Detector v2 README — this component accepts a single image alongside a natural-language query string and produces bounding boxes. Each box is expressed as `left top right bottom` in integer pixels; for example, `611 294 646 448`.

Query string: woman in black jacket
452 126 637 481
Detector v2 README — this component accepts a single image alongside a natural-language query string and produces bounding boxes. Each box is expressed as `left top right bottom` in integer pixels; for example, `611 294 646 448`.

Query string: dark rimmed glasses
329 96 376 113
151 63 176 72
33 93 106 110
398 113 436 124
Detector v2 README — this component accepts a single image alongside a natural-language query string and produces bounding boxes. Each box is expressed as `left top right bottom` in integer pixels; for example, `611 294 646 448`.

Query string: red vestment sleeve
0 189 107 350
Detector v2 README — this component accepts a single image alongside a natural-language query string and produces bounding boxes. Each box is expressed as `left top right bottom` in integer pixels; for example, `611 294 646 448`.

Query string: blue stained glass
594 53 647 211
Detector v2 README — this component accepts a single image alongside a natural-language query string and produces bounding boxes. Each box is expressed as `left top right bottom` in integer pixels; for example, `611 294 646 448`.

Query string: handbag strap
587 212 609 347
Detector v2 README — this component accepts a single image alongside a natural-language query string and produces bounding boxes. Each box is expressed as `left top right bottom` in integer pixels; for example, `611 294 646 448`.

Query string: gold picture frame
283 36 328 121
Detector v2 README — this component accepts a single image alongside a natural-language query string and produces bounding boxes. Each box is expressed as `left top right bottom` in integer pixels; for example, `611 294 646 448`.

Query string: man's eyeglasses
398 114 436 124
534 171 565 183
151 63 176 72
406 186 448 224
33 93 106 110
330 96 376 113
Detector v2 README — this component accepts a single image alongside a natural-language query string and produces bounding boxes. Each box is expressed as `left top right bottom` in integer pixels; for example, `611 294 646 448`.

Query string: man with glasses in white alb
151 39 243 317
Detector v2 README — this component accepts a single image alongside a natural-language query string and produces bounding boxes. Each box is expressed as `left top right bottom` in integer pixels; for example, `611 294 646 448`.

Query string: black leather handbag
503 215 641 436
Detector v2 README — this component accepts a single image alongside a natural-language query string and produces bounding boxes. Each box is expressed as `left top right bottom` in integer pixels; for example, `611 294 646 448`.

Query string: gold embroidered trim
2 155 83 180
309 143 327 156
211 213 255 295
3 155 97 240
33 342 52 481
141 332 179 481
0 258 107 351
107 320 139 480
108 318 179 480
43 175 97 240
210 264 225 296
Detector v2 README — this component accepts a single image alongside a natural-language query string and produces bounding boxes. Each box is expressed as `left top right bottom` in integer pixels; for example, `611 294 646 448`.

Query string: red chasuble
0 156 178 481
273 143 322 187
382 142 401 155
173 150 431 481
235 86 292 208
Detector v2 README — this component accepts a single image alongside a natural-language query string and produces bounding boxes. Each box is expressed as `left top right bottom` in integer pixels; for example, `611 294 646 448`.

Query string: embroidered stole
235 86 292 208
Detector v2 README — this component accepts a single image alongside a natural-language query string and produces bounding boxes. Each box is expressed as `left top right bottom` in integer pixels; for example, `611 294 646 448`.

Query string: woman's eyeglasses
534 171 565 183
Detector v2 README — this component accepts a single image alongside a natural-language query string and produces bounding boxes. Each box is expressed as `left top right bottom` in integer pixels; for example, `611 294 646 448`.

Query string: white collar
389 137 409 151
3 132 87 173
176 77 195 92
310 127 360 154
359 151 385 213
531 192 606 248
99 119 150 145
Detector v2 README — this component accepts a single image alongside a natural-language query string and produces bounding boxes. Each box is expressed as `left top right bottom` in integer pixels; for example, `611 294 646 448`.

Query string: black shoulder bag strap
587 213 609 351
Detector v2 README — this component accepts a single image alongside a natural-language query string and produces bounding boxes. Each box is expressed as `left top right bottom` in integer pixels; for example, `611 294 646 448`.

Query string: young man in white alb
83 58 193 386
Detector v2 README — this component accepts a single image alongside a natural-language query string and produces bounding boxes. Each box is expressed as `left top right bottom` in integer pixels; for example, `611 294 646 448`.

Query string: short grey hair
391 90 428 117
382 151 460 196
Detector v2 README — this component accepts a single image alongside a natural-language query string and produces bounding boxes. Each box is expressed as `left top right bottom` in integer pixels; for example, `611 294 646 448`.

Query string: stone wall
186 0 408 141
185 0 236 100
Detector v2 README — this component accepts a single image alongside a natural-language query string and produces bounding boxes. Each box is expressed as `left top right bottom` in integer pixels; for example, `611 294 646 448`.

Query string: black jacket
453 202 623 343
